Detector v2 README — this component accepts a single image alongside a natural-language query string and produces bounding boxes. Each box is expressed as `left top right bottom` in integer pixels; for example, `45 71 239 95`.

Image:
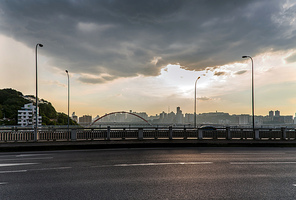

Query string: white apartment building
18 103 42 127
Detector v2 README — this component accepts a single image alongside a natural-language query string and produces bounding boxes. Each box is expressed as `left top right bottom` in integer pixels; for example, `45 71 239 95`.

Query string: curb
1 139 296 152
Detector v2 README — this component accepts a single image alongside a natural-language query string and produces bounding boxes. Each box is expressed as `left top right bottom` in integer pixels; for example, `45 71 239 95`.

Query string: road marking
0 182 8 185
230 162 296 165
0 157 53 161
113 162 213 167
0 167 71 174
16 154 51 157
293 184 296 187
29 167 72 171
0 163 38 167
0 170 27 174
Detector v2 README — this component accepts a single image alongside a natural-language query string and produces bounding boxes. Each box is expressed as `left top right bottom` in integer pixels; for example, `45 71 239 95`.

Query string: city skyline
76 106 295 127
1 1 296 117
77 107 294 121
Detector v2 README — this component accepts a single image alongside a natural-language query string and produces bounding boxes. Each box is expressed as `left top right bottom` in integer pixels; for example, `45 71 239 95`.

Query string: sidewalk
1 139 296 152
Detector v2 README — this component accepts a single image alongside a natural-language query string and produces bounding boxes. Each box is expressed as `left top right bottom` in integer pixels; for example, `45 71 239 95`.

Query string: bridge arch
90 111 152 126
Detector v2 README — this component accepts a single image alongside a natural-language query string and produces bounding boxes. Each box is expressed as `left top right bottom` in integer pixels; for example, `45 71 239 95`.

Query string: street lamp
194 76 201 128
35 43 43 141
65 70 70 132
242 56 255 132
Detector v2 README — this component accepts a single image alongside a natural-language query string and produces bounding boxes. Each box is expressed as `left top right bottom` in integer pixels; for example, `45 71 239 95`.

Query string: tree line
0 88 77 126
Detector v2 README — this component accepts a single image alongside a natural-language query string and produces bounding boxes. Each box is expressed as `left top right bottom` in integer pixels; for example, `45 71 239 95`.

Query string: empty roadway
1 147 296 199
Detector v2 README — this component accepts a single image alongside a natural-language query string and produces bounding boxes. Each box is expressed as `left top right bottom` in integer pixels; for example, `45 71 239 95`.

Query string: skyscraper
269 110 274 118
275 110 280 117
176 107 183 124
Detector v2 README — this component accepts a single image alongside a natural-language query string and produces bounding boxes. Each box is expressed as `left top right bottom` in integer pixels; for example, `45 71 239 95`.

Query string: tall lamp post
242 56 255 132
194 77 201 128
35 43 43 141
65 70 70 132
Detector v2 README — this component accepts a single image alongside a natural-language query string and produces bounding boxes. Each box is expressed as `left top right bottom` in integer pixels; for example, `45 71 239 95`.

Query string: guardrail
0 126 295 142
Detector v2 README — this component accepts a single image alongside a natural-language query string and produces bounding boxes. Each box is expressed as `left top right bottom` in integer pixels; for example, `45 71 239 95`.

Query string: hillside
0 88 77 126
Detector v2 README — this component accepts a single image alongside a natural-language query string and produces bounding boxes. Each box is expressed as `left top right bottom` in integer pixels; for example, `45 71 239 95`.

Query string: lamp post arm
35 43 43 141
194 77 200 128
242 55 255 131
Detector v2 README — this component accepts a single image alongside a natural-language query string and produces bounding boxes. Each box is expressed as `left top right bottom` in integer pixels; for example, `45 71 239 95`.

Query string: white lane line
0 182 8 185
16 154 51 157
0 170 27 174
113 162 213 167
230 162 296 165
29 167 72 171
0 157 53 161
293 184 296 187
0 166 71 173
0 163 38 167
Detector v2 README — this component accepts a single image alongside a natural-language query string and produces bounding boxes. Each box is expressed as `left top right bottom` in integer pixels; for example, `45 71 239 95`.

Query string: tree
0 88 78 126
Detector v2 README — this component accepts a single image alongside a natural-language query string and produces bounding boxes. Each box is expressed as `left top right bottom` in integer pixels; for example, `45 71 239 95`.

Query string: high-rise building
269 110 274 118
18 103 42 127
275 110 280 117
176 107 183 124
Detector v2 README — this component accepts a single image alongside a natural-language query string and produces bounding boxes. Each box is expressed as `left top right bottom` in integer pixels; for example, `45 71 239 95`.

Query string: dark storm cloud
0 0 295 84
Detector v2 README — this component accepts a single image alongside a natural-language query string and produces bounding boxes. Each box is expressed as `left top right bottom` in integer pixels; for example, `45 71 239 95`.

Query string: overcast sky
0 0 296 117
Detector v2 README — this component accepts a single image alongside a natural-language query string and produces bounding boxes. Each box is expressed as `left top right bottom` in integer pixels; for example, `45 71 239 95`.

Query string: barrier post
226 127 231 140
183 127 187 140
71 129 77 141
169 126 173 140
254 129 260 140
107 126 111 141
198 129 203 140
138 128 143 140
281 127 287 141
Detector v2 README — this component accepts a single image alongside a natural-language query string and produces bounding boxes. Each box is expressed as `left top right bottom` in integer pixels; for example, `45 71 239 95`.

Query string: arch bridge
90 111 152 126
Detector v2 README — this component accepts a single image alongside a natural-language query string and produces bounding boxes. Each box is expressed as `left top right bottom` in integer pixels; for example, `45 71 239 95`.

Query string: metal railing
0 126 295 142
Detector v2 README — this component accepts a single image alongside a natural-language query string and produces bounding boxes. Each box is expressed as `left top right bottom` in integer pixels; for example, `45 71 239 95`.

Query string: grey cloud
214 71 226 76
78 74 116 84
286 53 296 63
197 97 212 101
0 0 295 83
235 70 248 75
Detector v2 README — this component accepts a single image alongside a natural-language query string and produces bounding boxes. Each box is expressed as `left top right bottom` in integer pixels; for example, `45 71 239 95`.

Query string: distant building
167 112 176 123
89 107 295 126
159 111 167 123
184 113 194 124
18 103 42 127
176 107 183 124
275 110 280 117
71 112 78 122
283 116 293 124
79 115 92 126
238 115 250 125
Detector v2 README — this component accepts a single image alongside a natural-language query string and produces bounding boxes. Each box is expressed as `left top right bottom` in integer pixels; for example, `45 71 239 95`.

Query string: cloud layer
0 0 295 84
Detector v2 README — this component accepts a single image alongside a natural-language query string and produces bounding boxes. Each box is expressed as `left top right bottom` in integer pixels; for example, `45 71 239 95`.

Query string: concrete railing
0 126 295 142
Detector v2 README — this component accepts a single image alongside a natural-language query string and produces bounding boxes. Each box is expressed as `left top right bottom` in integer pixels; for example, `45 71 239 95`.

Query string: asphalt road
1 147 296 199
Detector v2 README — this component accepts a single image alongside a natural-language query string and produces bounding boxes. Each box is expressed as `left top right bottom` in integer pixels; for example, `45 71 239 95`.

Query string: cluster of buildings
70 107 295 127
16 102 295 127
